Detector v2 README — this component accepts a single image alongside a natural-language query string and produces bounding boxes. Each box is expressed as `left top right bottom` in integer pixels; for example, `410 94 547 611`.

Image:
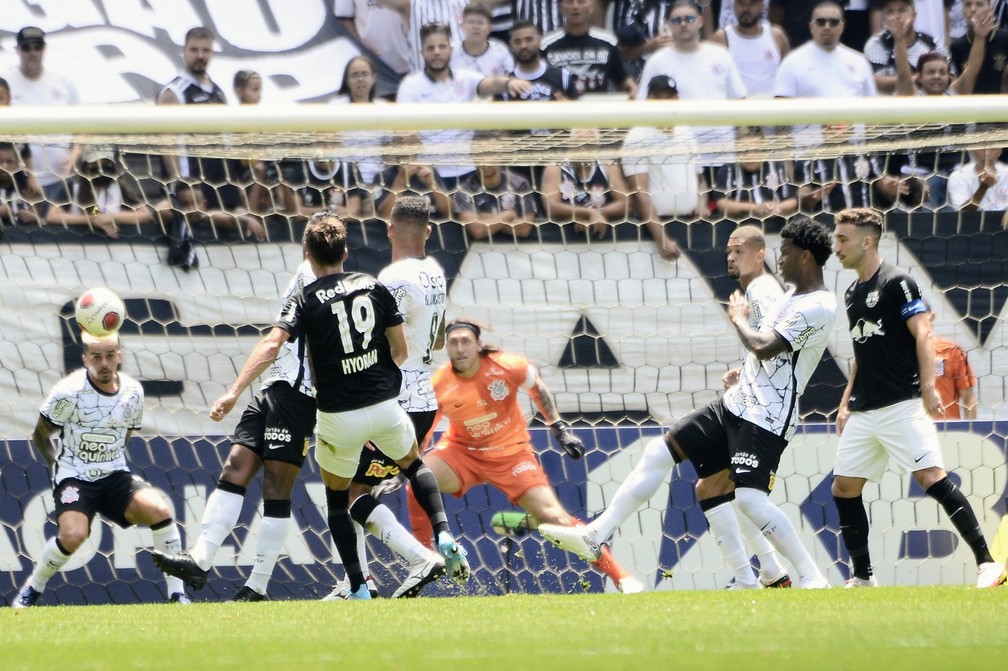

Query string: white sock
365 502 430 565
704 501 756 585
592 437 675 542
734 501 785 581
29 537 73 591
190 489 244 570
734 487 822 582
151 521 186 596
244 515 290 595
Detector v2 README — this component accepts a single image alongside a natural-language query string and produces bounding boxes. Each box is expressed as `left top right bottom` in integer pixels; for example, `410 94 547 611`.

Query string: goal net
1 98 1006 603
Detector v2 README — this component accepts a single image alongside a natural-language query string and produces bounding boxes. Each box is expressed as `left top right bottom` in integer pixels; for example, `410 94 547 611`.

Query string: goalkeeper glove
550 421 584 460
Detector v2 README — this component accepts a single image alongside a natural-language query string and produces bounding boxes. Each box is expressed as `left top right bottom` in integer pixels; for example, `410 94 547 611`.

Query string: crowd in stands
3 0 1008 259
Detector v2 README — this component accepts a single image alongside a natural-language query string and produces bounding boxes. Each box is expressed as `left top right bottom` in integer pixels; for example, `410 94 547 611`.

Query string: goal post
1 97 1006 603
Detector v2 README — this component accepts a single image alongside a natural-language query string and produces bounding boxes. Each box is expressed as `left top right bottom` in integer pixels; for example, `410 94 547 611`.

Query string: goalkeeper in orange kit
407 318 643 593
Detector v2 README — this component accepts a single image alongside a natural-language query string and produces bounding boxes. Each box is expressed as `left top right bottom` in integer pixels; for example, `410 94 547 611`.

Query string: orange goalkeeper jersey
432 351 535 455
934 337 975 420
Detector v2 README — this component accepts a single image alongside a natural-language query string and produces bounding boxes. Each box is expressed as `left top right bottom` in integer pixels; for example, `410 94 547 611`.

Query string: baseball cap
16 27 46 48
647 75 678 95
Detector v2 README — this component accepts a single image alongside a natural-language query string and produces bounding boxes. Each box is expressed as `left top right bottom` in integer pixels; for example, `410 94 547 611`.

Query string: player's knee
695 475 732 501
58 527 89 552
831 476 859 498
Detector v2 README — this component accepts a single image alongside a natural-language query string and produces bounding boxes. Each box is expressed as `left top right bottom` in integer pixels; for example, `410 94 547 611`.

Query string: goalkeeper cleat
150 550 209 591
490 511 535 536
168 592 192 604
232 586 268 602
538 523 603 562
844 576 878 588
976 562 1007 588
392 553 447 598
11 582 41 609
437 532 471 586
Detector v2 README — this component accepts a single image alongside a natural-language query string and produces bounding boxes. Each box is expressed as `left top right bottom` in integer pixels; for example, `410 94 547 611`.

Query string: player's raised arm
211 326 290 420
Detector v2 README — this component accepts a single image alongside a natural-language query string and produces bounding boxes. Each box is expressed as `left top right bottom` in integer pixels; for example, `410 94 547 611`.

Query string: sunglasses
19 43 44 52
670 15 699 25
813 17 842 27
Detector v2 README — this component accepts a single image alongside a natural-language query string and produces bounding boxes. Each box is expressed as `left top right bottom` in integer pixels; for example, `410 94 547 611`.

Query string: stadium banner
2 422 1006 604
0 0 402 103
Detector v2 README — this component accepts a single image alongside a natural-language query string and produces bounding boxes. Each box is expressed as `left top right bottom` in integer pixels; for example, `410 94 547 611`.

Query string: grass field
3 586 1007 671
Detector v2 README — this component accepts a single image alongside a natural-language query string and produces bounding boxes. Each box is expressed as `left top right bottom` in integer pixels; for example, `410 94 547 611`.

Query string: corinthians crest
487 379 509 401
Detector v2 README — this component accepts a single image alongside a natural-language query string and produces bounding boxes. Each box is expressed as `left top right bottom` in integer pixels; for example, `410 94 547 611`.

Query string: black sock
926 477 994 565
834 495 873 580
325 487 363 591
401 459 449 537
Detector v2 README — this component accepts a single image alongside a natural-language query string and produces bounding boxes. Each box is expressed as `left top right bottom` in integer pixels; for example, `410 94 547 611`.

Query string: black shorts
669 397 787 493
232 382 317 467
53 471 149 528
351 410 436 486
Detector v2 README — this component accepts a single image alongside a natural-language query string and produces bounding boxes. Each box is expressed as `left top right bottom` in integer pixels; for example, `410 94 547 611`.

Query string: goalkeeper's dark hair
781 216 832 267
445 318 500 356
302 212 348 266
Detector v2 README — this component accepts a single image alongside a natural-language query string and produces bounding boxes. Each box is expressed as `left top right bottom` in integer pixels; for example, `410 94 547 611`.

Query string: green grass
3 587 1007 671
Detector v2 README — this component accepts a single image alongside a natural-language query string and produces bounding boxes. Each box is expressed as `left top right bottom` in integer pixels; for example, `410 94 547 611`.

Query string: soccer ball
75 287 126 337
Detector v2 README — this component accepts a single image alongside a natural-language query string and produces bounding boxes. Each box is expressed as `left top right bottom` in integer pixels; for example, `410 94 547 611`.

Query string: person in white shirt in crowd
709 0 790 97
396 22 531 189
5 26 82 205
636 0 747 175
947 144 1008 211
451 3 515 76
620 75 706 260
334 0 412 92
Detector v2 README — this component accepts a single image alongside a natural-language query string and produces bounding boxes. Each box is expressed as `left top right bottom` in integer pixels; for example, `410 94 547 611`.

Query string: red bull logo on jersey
851 318 885 343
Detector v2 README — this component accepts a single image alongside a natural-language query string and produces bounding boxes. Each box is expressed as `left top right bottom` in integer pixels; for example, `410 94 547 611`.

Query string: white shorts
315 398 415 478
834 398 944 481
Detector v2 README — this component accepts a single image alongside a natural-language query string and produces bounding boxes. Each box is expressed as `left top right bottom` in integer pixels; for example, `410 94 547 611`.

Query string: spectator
841 0 874 53
951 0 1008 94
373 163 453 221
864 0 954 94
452 163 538 240
0 141 43 226
6 27 82 205
947 145 1008 210
636 0 747 173
46 148 156 238
335 0 413 89
607 0 677 80
378 0 468 73
716 0 769 28
396 22 530 189
157 27 266 241
504 20 579 100
333 55 391 189
620 75 704 259
541 127 630 239
768 0 816 47
709 0 790 97
515 0 566 35
542 0 637 97
795 152 897 213
451 3 515 76
295 159 367 220
711 128 798 221
775 1 876 98
930 313 978 419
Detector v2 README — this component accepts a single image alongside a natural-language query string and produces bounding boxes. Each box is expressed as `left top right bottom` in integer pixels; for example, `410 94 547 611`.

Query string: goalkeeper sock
926 476 995 565
406 482 435 549
29 537 74 591
191 482 246 570
573 517 630 584
592 436 676 542
833 494 873 580
151 518 186 596
244 500 291 595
